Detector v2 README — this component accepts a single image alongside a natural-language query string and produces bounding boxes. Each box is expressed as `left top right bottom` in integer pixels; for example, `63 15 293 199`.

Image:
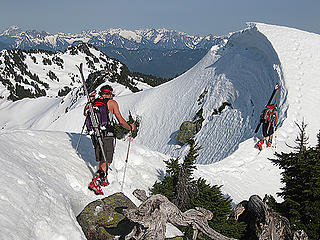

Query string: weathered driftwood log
231 195 308 240
293 230 308 240
123 189 237 240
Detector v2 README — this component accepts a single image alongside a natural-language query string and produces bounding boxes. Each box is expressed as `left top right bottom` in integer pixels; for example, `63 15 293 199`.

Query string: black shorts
92 136 115 163
262 122 274 137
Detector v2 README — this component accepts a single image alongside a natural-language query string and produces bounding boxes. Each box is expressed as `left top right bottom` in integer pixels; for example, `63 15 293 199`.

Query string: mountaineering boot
267 139 272 147
257 140 264 151
98 170 110 187
88 170 104 195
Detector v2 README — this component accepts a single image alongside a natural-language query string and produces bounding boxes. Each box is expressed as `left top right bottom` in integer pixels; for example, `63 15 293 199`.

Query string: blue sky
1 0 319 36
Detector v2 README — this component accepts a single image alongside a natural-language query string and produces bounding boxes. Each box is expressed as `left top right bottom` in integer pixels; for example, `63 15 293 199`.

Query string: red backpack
261 104 275 123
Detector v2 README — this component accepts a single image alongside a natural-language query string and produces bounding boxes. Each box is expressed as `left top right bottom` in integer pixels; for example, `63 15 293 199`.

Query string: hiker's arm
111 100 135 131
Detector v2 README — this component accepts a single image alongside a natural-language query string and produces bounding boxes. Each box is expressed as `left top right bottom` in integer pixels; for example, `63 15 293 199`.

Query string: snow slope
2 22 318 163
117 22 319 163
0 130 170 239
195 22 320 202
0 22 319 239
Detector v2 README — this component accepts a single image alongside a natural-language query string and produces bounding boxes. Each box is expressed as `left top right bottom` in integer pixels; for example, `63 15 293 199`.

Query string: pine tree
290 120 309 153
152 140 246 239
172 139 200 211
152 157 179 201
270 125 320 240
152 139 199 210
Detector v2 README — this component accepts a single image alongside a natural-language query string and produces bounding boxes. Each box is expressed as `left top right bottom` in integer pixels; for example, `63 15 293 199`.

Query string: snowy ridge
0 22 320 239
255 22 320 147
115 24 285 163
116 22 319 162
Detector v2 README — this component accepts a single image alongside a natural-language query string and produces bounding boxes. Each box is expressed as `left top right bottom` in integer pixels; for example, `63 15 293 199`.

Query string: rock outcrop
174 121 202 145
77 192 137 240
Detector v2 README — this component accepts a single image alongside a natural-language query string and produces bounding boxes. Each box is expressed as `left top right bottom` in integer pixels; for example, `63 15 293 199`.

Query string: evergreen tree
172 140 200 211
287 120 309 153
152 157 179 201
270 124 320 240
152 140 246 239
152 139 199 210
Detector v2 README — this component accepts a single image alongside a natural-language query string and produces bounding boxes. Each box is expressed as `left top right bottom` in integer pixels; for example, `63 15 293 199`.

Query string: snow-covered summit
114 22 319 163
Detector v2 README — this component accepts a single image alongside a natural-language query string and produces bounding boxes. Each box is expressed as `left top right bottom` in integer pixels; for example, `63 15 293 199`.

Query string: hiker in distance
84 85 135 194
257 104 278 150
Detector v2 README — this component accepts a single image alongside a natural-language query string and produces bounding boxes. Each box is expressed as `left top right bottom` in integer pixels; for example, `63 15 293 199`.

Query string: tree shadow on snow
67 132 97 176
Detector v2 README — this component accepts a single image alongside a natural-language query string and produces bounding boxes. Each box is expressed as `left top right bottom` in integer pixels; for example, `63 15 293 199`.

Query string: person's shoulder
107 99 118 107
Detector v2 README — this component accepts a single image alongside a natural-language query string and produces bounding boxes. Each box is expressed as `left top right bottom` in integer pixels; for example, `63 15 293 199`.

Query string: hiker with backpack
257 104 278 150
84 85 135 195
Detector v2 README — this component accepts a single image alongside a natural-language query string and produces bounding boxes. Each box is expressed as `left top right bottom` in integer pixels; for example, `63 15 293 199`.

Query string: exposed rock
232 195 308 240
174 121 201 145
124 189 236 240
76 192 137 240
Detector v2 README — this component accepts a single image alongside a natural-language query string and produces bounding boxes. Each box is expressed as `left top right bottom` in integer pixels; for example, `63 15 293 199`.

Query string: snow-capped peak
0 25 218 51
1 25 20 35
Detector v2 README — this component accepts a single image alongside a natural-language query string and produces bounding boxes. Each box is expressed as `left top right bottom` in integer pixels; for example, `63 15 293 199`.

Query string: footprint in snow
17 179 26 185
39 153 47 158
66 174 82 191
32 152 47 160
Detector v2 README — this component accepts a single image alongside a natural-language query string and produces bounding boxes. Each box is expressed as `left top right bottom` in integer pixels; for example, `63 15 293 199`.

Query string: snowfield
0 22 319 239
0 130 169 239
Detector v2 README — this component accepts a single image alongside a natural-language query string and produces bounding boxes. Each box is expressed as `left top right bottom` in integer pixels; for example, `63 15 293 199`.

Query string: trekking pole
121 134 132 192
76 120 86 152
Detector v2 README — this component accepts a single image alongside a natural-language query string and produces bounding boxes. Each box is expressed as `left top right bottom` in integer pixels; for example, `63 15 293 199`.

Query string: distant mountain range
0 26 225 78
